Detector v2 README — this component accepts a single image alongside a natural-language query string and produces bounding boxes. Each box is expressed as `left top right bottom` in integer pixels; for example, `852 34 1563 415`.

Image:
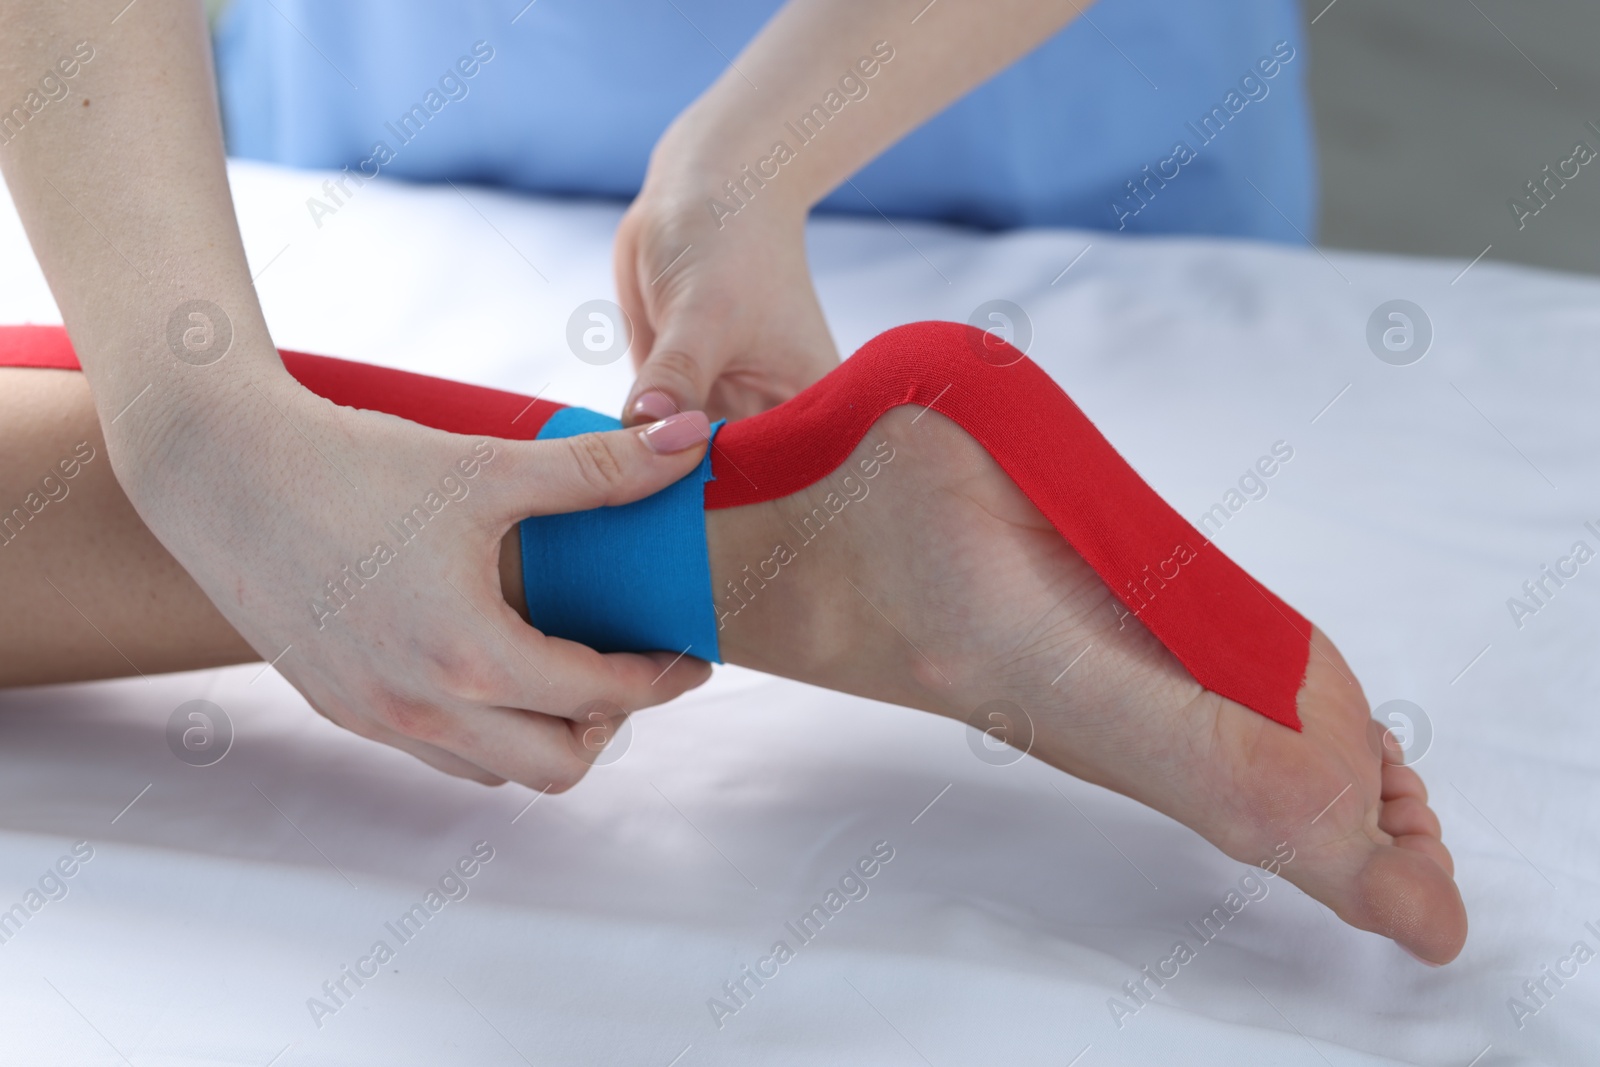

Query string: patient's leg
0 363 1467 966
0 368 259 682
0 367 529 685
678 406 1468 964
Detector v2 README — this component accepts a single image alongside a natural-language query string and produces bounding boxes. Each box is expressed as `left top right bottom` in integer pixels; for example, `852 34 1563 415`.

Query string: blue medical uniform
214 0 1315 240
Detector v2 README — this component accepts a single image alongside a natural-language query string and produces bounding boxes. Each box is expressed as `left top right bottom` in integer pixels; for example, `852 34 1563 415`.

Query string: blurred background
1301 0 1599 275
198 0 1600 276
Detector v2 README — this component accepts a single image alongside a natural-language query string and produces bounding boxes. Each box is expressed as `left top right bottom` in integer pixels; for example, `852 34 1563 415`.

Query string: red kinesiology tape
707 321 1310 726
0 321 1309 727
0 325 571 441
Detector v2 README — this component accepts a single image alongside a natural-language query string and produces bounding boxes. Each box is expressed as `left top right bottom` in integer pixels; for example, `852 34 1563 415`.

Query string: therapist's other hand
615 170 839 426
116 366 713 790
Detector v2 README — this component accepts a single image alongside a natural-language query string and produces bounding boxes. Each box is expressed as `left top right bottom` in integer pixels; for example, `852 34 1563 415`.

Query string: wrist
68 285 286 454
96 342 296 505
647 106 821 222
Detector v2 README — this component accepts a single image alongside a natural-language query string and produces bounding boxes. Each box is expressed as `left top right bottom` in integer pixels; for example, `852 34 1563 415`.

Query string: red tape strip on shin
706 322 1310 728
0 325 569 438
0 321 1308 727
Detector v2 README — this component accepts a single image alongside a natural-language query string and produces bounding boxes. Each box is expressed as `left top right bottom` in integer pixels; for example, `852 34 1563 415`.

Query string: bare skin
702 408 1467 966
0 367 1468 964
3 0 876 791
619 0 1088 423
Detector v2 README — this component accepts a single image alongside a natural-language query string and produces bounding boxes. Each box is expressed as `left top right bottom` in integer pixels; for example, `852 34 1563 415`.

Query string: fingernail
630 391 679 423
640 411 710 454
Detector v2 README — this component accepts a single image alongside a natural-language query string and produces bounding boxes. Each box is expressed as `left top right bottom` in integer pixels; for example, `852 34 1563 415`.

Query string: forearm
0 0 281 463
653 0 1089 209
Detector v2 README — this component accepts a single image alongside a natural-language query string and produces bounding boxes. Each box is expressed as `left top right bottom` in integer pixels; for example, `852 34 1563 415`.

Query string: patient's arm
0 341 1468 966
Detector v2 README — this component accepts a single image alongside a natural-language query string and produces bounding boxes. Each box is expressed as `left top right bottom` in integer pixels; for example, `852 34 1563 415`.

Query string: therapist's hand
0 0 718 793
618 0 1090 427
119 368 714 790
615 165 839 425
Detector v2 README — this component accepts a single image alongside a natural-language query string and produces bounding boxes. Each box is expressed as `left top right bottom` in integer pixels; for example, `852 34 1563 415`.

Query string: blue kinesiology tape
518 407 723 662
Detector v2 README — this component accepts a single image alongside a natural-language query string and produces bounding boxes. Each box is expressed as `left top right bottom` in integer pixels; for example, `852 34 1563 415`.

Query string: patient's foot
691 407 1468 964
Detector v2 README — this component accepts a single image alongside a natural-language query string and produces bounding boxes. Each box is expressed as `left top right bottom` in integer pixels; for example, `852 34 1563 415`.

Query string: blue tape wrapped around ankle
519 407 722 663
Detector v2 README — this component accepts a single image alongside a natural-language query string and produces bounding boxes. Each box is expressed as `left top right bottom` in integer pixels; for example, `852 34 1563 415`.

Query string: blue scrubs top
214 0 1315 240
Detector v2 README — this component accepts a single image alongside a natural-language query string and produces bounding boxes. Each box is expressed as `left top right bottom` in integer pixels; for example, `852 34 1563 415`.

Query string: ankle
704 501 837 672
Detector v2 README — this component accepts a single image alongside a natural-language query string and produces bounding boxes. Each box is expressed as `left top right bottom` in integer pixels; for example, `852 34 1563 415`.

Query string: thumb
495 412 712 519
622 333 720 427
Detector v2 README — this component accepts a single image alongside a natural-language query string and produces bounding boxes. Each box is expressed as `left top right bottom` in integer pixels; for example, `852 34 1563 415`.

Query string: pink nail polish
640 411 710 454
630 391 679 423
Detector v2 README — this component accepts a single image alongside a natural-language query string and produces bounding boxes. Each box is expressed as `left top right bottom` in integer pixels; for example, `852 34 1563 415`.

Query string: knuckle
567 432 630 496
373 692 450 744
539 755 589 794
421 640 499 703
644 348 704 397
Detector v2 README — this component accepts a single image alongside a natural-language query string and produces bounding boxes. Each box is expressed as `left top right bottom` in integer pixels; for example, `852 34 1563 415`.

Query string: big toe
1319 840 1468 964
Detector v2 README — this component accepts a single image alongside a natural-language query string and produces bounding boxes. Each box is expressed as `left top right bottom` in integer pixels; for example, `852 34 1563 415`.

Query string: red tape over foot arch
0 321 1309 727
707 322 1309 727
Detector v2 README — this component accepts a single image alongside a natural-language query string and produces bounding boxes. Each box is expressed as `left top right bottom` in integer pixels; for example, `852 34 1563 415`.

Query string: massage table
0 160 1594 1065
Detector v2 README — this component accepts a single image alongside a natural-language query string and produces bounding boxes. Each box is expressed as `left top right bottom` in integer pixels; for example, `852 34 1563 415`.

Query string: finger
495 605 714 714
564 702 630 769
464 707 600 792
448 571 714 720
318 697 507 786
613 219 659 373
631 645 716 697
624 341 718 426
532 631 714 711
359 674 596 792
485 416 710 521
373 725 508 787
428 702 597 793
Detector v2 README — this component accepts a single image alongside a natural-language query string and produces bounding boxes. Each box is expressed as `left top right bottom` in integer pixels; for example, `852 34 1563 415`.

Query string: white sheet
2 161 1597 1066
